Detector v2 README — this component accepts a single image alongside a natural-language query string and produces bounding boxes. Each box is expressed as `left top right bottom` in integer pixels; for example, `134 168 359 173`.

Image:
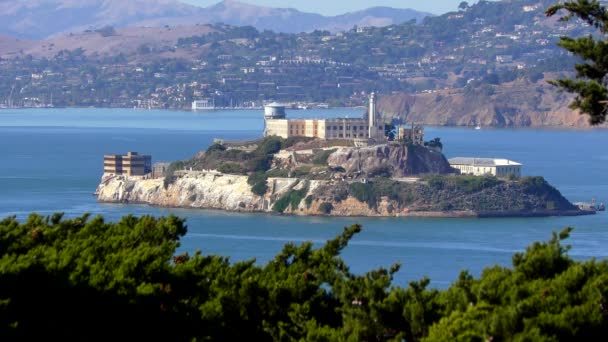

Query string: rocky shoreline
96 171 591 218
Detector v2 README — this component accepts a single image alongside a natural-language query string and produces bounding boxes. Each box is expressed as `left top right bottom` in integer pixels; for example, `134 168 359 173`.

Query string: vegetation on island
1 213 607 341
310 175 577 215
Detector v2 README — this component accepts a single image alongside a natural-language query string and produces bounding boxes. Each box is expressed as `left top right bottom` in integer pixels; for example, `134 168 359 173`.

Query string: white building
192 99 215 110
449 157 522 178
264 93 386 141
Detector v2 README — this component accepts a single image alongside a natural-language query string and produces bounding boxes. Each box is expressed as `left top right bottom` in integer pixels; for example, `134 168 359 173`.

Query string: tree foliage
546 0 608 124
1 214 607 341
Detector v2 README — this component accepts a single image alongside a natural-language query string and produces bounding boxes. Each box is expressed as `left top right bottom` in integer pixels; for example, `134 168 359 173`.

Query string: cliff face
326 144 453 178
377 81 591 128
97 173 587 218
97 172 268 212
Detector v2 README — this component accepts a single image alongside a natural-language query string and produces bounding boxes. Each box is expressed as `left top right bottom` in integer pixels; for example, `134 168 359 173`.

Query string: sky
182 0 482 16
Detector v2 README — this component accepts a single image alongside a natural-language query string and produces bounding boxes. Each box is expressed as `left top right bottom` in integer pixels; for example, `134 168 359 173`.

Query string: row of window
329 133 367 138
327 125 367 131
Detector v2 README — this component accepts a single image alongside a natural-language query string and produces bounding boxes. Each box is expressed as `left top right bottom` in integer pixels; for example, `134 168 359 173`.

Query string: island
96 139 589 218
96 97 591 218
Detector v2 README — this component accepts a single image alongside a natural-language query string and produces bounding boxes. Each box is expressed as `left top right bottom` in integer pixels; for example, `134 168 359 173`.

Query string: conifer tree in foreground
547 0 608 124
1 214 607 341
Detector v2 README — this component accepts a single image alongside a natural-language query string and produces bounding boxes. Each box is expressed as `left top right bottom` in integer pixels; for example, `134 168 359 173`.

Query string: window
339 126 343 130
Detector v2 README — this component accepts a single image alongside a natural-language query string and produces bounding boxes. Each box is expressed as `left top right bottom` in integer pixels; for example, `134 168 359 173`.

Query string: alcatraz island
96 94 592 218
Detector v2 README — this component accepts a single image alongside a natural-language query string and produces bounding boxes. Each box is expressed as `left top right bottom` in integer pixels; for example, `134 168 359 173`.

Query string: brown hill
0 25 215 60
0 35 34 57
378 78 590 128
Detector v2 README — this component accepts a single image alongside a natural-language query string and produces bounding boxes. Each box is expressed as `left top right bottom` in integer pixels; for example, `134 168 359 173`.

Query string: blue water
1 108 607 288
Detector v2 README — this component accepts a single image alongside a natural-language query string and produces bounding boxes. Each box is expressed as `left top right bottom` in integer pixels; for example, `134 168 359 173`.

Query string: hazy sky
183 0 482 15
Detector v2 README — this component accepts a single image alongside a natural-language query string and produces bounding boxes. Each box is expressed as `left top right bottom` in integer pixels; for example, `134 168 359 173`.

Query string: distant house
449 158 522 178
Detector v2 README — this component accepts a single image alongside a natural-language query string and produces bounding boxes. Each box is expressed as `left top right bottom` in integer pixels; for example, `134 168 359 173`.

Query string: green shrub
312 149 337 165
165 160 185 176
257 136 284 155
266 169 290 178
273 182 310 213
349 182 375 204
248 172 268 196
246 155 273 172
453 175 500 192
368 166 392 178
284 136 313 148
319 202 334 214
206 143 226 153
218 163 246 174
293 166 312 177
272 195 290 213
426 175 446 190
305 195 314 208
371 178 400 201
521 176 547 190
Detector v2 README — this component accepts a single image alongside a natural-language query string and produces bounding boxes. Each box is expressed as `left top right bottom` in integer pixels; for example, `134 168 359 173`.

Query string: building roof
265 102 285 108
448 157 522 167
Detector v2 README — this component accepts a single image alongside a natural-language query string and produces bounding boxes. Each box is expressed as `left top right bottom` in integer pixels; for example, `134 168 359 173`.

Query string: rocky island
96 137 589 218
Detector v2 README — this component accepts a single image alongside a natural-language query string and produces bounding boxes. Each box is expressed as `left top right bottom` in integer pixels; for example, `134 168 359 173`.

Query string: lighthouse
367 93 378 139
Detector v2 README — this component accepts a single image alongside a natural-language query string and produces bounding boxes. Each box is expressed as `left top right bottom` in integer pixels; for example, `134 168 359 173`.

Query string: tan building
397 125 425 145
449 157 522 178
152 162 171 179
104 152 152 176
264 93 385 141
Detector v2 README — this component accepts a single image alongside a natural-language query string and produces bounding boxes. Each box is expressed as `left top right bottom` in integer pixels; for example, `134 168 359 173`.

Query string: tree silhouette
546 0 608 125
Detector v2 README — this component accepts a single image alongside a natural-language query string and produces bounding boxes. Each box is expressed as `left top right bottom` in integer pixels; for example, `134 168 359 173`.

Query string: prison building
104 152 152 176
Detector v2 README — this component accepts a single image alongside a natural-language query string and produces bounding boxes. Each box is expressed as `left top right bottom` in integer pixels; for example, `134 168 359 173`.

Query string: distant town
0 0 590 114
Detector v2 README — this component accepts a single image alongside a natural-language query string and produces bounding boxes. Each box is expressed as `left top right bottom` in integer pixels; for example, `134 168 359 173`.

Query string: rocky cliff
378 80 591 128
97 173 589 218
327 144 453 178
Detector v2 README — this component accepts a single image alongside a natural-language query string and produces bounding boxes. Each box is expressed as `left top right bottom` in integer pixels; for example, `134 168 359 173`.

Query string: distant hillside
0 0 201 39
0 0 431 39
0 0 595 127
378 77 590 128
195 1 431 34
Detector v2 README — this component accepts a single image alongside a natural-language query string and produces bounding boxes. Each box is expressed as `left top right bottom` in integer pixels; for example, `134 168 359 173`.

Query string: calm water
1 108 607 287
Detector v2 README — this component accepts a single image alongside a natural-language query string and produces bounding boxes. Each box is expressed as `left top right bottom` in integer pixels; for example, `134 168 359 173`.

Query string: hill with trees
0 0 598 127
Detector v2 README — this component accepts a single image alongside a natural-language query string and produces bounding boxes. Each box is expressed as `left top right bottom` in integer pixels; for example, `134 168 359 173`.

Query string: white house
449 157 522 178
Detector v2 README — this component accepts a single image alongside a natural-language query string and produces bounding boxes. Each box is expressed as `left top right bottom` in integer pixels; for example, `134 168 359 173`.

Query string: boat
475 125 481 130
575 198 605 212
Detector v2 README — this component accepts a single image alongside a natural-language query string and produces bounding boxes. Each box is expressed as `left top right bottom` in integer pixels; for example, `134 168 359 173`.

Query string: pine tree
546 0 608 125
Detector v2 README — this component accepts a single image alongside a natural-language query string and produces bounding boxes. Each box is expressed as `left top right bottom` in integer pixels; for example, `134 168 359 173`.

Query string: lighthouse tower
368 93 378 139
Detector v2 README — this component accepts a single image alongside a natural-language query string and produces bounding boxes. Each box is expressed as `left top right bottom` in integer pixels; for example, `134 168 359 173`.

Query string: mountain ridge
0 0 432 39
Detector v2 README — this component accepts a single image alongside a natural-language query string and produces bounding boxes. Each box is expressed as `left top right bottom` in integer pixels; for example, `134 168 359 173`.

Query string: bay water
1 108 607 287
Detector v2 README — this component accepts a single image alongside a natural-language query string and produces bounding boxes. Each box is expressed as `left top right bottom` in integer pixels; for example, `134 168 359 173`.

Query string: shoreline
97 199 593 219
1 106 604 129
